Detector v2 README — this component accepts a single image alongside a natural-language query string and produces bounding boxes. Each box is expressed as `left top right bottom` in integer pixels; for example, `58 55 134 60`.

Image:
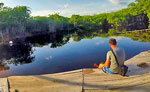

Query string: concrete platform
0 78 9 92
125 51 150 66
83 69 150 92
8 68 150 92
8 70 83 92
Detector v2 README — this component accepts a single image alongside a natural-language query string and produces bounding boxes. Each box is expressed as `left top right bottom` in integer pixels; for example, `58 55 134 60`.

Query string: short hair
109 38 117 45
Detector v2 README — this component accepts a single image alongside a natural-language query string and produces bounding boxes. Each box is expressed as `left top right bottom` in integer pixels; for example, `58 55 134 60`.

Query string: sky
0 0 135 17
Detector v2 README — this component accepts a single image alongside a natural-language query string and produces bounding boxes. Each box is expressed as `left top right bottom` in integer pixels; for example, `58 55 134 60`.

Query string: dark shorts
102 66 117 74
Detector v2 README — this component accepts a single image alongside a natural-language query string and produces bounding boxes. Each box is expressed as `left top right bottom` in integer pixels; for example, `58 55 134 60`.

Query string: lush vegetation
69 0 150 31
0 0 150 39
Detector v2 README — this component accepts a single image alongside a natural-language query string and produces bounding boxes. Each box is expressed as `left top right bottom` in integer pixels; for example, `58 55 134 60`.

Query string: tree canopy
0 0 150 36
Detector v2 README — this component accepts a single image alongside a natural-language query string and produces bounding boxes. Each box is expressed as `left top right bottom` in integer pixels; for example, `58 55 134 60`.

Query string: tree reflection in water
0 42 34 71
25 33 70 48
0 30 149 73
0 62 9 72
0 33 71 72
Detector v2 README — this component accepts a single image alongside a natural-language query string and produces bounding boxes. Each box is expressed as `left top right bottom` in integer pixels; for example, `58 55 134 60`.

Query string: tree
49 14 69 31
135 0 149 2
69 15 82 27
128 2 136 7
0 2 4 10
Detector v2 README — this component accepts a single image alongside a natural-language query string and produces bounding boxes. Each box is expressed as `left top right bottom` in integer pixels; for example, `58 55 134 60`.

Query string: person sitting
99 38 126 74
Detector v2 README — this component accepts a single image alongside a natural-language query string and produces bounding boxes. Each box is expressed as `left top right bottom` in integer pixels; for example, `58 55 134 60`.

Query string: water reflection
0 30 149 77
25 33 70 48
0 42 34 66
0 62 9 72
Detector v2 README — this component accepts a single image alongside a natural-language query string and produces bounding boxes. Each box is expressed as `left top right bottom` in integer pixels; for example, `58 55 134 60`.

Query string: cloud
96 41 105 45
30 1 112 17
45 56 53 60
63 3 69 8
2 0 134 17
31 6 101 17
111 37 123 41
31 10 61 16
108 0 129 6
68 38 74 43
31 1 131 17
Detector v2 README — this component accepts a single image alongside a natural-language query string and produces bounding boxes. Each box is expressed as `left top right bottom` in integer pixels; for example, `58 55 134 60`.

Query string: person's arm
104 59 110 68
98 51 111 69
105 51 111 68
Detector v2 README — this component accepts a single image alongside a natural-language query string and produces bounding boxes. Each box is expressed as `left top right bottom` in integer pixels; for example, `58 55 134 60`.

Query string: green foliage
67 0 150 31
69 15 82 27
120 30 150 42
108 29 119 35
0 3 30 31
135 0 149 2
128 2 136 7
147 13 150 28
49 14 69 30
0 2 4 10
0 0 150 34
49 14 69 24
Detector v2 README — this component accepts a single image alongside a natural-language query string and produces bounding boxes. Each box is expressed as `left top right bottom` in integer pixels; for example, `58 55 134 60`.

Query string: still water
0 33 150 77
